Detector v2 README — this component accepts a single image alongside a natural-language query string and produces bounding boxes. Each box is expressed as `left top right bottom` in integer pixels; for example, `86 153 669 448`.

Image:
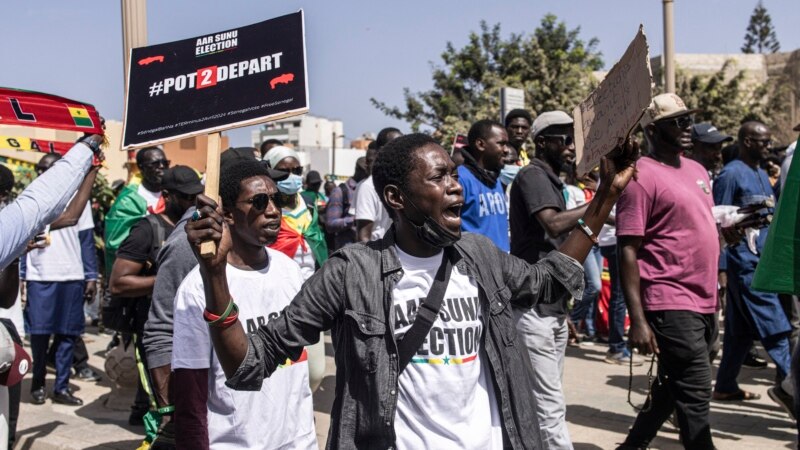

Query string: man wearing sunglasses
616 93 720 449
508 110 589 448
105 147 171 277
172 160 317 449
713 121 795 419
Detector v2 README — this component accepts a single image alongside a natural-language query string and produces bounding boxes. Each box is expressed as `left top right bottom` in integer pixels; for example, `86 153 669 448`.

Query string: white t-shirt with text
24 202 94 281
354 176 393 241
392 246 502 450
172 248 317 450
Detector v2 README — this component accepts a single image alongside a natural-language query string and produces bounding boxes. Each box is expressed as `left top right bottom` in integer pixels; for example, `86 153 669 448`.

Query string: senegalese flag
752 137 800 294
68 106 94 128
0 87 103 135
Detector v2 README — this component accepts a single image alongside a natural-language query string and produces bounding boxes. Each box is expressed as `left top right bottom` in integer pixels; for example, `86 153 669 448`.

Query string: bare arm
619 235 658 355
50 165 99 231
535 203 590 240
109 257 155 297
557 143 639 265
356 219 374 243
150 364 172 408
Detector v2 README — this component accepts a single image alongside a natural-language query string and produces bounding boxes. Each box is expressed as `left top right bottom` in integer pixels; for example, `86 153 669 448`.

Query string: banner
752 138 800 294
0 88 103 135
123 11 309 149
0 135 73 155
573 26 652 175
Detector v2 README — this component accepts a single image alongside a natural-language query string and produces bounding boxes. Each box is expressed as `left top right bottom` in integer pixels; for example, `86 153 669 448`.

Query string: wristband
204 300 235 325
158 405 175 415
208 304 239 329
576 218 599 245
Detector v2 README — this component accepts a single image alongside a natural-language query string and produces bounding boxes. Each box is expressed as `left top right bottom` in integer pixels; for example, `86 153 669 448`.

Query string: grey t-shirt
142 207 198 368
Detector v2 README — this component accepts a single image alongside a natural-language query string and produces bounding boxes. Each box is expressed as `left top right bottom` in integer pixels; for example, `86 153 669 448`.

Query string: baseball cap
639 93 701 129
161 166 204 195
0 326 30 387
691 123 733 144
531 111 574 139
305 170 322 184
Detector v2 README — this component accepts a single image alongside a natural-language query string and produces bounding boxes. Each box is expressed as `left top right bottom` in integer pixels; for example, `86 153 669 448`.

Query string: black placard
122 11 308 149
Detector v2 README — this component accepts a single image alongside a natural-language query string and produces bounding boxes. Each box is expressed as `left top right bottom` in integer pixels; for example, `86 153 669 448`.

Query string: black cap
691 123 733 144
220 147 257 170
161 166 204 195
305 170 322 184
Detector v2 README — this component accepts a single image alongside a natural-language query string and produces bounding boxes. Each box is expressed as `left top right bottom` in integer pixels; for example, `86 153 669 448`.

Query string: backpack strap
144 214 167 270
396 247 456 373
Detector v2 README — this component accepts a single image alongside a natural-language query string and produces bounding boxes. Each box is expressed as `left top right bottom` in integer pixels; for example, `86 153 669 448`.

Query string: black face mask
401 191 460 248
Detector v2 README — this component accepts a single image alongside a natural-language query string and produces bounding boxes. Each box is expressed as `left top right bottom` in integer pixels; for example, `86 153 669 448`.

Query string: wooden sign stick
200 132 222 258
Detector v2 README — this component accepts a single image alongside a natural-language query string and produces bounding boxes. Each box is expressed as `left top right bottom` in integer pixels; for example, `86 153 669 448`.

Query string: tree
741 1 780 54
371 15 603 143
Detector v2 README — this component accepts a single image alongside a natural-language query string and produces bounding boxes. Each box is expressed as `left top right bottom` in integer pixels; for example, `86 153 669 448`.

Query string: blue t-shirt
457 165 510 252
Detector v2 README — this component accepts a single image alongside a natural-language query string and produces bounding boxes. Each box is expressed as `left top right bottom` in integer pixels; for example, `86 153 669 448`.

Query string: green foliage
742 1 780 54
91 172 117 251
371 15 603 144
10 166 36 200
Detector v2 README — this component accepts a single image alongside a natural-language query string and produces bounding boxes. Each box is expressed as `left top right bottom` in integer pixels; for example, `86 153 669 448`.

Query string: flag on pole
752 137 800 294
0 88 103 135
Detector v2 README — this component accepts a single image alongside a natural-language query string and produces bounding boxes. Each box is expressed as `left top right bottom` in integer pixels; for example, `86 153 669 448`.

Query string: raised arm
50 165 99 230
0 137 101 270
185 195 343 388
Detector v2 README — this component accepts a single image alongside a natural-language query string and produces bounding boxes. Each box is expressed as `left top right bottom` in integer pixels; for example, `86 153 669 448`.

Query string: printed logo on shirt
696 179 710 195
394 296 482 365
245 312 307 369
478 192 506 217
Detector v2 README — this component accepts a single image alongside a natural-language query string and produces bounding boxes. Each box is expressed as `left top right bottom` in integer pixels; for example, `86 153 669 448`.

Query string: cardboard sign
573 26 652 174
122 11 309 149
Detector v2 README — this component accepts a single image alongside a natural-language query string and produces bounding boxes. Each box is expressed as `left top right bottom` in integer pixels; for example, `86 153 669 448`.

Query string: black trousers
622 310 716 450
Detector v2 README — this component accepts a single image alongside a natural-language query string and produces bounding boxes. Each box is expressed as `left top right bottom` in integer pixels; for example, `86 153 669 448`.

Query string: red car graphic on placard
138 55 165 66
270 73 295 89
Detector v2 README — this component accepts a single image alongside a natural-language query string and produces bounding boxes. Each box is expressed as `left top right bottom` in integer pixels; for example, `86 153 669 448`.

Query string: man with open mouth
186 133 637 449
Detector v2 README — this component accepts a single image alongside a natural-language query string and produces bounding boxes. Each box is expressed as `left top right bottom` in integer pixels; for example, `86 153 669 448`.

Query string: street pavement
13 328 797 449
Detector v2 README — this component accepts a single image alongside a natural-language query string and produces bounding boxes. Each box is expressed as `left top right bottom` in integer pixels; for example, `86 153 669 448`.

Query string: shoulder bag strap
396 247 455 373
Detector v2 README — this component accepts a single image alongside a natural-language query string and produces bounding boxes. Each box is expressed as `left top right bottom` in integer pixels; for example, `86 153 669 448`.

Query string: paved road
14 328 796 449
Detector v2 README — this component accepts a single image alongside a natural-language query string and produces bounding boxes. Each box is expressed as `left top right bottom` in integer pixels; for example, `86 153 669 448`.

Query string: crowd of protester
0 90 797 450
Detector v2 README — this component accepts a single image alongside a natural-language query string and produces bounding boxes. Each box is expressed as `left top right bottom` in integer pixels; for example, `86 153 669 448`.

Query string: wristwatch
79 134 103 155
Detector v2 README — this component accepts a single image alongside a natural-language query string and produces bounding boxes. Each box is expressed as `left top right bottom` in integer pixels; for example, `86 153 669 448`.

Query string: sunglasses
541 134 574 147
237 192 281 211
655 114 694 129
141 159 171 169
747 137 773 148
280 167 303 176
173 191 197 201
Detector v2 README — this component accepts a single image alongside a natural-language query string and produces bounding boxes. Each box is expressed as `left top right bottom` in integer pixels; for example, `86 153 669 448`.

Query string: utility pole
331 131 336 178
121 0 148 93
121 0 148 179
662 0 676 93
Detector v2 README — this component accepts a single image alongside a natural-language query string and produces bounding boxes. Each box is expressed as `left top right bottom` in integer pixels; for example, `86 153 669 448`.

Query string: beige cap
639 93 700 129
531 111 574 139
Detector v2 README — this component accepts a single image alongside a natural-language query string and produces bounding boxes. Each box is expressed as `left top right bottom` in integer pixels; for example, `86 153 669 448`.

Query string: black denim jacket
226 228 584 449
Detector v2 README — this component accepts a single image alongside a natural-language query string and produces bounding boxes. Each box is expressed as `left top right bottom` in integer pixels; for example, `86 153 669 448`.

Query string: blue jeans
571 245 602 336
602 245 628 354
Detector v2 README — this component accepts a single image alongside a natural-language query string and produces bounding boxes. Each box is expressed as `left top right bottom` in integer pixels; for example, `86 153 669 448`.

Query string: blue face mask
499 164 521 186
276 173 303 195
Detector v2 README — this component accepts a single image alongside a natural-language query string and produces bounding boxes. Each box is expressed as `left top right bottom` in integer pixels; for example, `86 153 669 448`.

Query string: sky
2 0 798 147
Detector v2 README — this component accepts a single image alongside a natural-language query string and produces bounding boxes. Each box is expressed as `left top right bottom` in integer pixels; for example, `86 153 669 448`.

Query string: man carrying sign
616 94 718 450
185 133 638 449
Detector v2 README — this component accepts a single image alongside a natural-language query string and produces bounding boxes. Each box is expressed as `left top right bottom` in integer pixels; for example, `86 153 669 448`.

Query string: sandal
712 389 761 401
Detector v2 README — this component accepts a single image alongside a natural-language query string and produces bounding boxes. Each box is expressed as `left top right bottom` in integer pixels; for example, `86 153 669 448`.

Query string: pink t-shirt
616 156 719 313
